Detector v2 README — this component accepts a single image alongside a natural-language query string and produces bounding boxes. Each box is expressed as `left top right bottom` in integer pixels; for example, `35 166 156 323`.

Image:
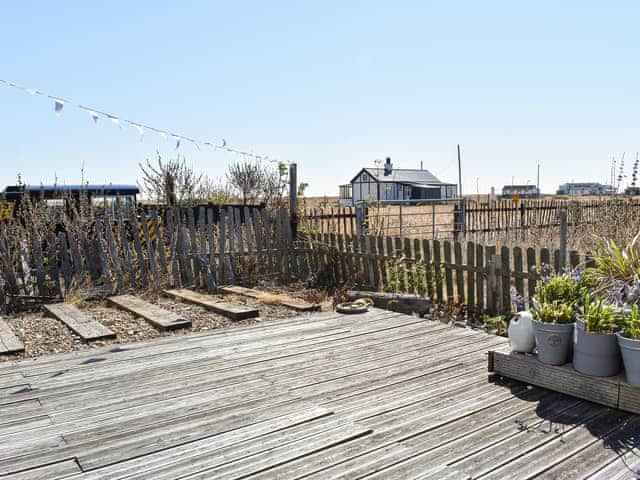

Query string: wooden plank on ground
2 458 81 480
108 295 191 330
0 319 24 354
219 285 319 312
164 289 259 321
44 303 116 341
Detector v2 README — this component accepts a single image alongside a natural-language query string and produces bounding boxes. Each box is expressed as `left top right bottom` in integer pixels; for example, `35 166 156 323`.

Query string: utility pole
536 164 540 191
457 144 462 198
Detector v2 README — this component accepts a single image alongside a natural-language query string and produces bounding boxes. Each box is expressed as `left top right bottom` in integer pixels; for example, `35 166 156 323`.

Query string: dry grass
260 294 289 305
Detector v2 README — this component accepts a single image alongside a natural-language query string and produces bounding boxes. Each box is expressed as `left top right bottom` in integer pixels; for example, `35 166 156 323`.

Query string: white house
339 158 457 205
556 182 614 196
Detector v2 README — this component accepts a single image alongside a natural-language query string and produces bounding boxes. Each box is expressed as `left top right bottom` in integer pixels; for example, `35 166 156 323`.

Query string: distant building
339 158 457 206
501 185 540 199
556 182 614 196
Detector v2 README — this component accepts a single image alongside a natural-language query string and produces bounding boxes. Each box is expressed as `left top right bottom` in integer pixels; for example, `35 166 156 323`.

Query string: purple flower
511 288 525 312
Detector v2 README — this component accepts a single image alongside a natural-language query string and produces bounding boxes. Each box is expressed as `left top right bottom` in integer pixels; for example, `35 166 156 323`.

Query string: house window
339 184 352 200
361 172 369 182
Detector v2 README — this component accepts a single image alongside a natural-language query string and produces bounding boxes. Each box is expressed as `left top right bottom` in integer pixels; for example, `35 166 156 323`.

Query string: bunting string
0 78 283 163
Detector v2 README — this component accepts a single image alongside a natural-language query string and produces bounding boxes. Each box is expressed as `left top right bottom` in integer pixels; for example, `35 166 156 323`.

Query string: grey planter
532 319 574 365
573 319 621 377
617 332 640 387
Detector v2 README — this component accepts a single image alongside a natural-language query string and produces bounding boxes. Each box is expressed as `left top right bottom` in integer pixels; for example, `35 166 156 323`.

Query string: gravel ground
0 287 327 362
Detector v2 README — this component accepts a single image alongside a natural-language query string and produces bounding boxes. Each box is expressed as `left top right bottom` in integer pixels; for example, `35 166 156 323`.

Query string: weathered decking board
219 285 320 312
0 309 638 479
489 347 640 415
44 303 116 341
163 288 259 320
107 295 191 330
0 318 24 354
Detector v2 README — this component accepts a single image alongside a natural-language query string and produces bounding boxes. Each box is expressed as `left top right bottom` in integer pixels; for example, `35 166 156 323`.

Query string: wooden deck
0 308 638 479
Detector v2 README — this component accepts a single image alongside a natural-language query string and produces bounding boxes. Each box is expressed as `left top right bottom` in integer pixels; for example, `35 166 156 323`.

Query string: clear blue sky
1 1 639 196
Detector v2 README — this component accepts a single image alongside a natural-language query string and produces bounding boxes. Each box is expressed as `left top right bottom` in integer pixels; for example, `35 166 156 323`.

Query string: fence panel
0 205 302 309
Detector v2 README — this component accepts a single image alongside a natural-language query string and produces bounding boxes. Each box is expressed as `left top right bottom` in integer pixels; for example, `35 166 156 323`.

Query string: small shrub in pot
531 301 576 365
574 299 622 377
530 273 586 366
618 305 640 387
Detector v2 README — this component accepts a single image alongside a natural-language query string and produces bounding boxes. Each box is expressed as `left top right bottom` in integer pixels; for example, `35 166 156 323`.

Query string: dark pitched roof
359 168 452 185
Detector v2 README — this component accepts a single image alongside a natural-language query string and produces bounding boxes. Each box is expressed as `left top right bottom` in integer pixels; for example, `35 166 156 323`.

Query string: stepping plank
44 303 116 341
164 289 259 321
108 295 191 331
0 319 24 354
219 285 319 312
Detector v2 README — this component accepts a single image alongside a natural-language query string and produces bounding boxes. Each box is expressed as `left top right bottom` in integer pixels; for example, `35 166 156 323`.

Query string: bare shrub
226 159 289 207
139 153 203 205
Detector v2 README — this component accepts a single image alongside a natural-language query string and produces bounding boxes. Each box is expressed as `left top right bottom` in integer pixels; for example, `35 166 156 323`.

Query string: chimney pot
384 157 393 176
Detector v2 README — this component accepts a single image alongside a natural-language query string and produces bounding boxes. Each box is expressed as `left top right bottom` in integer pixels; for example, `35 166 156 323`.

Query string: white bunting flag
24 87 38 96
107 114 122 128
130 122 144 140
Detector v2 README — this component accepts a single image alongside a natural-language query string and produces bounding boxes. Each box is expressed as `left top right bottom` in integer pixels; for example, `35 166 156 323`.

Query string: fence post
459 198 466 240
399 201 403 241
487 254 497 316
355 204 366 236
289 163 298 241
559 210 567 270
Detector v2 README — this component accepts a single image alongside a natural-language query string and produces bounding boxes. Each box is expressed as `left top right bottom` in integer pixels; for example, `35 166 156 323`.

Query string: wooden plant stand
489 346 640 415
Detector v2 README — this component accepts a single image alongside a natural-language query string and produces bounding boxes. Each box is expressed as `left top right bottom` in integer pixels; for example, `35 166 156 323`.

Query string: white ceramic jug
508 311 535 353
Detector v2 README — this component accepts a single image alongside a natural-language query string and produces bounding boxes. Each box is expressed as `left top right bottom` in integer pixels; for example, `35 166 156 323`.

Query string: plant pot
532 319 574 365
617 332 640 387
508 311 535 353
573 319 621 377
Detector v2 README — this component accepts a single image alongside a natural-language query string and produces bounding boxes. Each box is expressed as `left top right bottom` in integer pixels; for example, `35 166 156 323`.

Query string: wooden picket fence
301 207 358 236
0 197 599 315
302 198 640 241
0 205 309 310
307 232 590 315
465 198 640 234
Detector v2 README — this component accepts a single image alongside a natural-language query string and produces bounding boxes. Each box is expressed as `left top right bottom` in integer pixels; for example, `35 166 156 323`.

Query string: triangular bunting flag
130 122 144 140
80 106 100 123
107 114 122 128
